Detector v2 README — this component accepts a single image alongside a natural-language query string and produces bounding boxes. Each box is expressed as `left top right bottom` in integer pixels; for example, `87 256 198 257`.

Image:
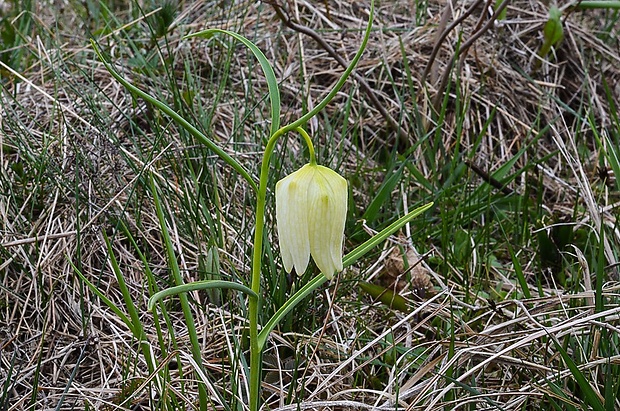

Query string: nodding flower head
275 163 347 280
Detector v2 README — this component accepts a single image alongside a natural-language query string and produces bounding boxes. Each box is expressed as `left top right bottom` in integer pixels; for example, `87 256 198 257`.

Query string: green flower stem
248 3 374 407
248 124 318 411
295 127 316 165
248 129 278 411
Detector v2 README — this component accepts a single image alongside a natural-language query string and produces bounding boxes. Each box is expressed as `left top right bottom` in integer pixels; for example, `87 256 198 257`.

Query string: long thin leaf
148 280 258 311
184 29 281 138
604 135 620 191
362 162 405 223
359 282 409 312
70 260 133 329
149 175 208 411
551 337 605 410
257 202 433 349
344 202 434 268
102 231 143 336
91 40 258 192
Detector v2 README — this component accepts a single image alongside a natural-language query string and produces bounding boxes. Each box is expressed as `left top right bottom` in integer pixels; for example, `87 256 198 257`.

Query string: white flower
275 163 348 280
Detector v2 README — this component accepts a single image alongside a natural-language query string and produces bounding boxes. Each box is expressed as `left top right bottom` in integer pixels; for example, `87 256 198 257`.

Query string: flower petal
276 177 295 273
276 163 348 280
308 166 347 279
276 165 311 274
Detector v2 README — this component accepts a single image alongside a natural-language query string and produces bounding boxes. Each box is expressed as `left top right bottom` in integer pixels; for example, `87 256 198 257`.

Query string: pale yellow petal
324 169 347 272
276 177 295 273
308 166 347 279
277 163 347 280
276 165 312 275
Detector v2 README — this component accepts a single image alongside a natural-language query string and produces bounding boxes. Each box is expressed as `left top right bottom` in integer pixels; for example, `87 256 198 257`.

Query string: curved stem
248 126 283 411
294 127 316 165
248 2 374 407
247 125 316 410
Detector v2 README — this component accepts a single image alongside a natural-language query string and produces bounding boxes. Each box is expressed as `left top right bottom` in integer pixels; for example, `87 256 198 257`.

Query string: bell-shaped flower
275 163 348 280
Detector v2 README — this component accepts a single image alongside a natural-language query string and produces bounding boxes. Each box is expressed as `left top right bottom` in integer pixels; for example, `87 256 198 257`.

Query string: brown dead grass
1 0 620 410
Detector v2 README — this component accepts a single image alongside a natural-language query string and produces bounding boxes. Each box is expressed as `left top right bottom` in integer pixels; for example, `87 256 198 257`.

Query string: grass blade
70 261 133 329
551 337 605 410
149 174 208 411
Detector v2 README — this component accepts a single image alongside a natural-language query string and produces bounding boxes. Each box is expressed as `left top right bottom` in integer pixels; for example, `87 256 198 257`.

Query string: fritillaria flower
275 163 347 280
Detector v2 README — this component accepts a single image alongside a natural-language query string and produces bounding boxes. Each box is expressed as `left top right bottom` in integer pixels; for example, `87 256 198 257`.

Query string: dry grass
1 0 620 409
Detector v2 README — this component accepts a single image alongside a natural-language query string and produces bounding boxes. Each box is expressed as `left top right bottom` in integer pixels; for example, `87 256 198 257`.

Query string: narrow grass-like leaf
344 202 434 268
595 228 605 313
118 221 175 353
544 379 579 411
257 202 433 349
499 222 531 299
101 231 154 371
604 135 620 191
508 241 530 299
551 337 605 410
149 175 208 411
442 374 508 411
257 274 327 350
148 280 258 311
184 29 281 138
359 282 409 312
362 162 405 223
91 40 258 192
53 335 90 411
117 220 186 400
576 1 620 9
70 260 133 329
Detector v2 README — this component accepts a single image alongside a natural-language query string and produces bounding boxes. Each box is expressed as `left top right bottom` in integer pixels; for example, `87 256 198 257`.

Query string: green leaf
551 337 605 411
203 245 222 305
90 41 258 192
604 135 620 191
495 0 508 20
102 231 145 339
576 1 620 10
544 6 564 45
257 202 433 349
359 282 409 312
257 274 327 350
69 261 133 330
539 6 564 59
149 176 208 408
148 280 258 311
344 202 434 268
362 163 405 223
185 29 281 138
